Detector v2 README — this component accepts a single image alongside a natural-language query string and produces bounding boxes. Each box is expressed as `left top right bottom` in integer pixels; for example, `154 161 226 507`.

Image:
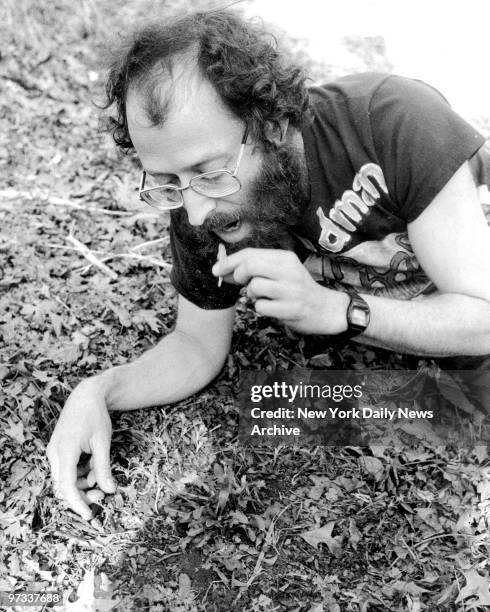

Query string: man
47 9 490 520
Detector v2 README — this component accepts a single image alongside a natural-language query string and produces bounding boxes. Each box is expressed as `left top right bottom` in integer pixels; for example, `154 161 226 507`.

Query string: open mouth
219 219 241 233
213 218 251 244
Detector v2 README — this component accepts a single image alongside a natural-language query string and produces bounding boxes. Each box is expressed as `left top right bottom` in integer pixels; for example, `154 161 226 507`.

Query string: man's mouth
214 219 251 243
220 219 242 233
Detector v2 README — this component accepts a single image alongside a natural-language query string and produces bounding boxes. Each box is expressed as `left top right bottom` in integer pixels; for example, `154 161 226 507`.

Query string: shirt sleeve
369 75 486 223
169 208 241 309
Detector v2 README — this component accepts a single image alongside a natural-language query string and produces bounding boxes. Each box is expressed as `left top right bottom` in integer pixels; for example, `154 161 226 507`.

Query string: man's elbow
173 327 229 379
471 296 490 355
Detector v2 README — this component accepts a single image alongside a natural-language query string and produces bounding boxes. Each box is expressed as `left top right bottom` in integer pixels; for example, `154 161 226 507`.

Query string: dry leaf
455 569 490 607
178 573 192 599
5 420 25 445
360 456 384 482
390 581 429 596
300 521 342 554
64 569 119 611
436 372 476 415
348 518 362 547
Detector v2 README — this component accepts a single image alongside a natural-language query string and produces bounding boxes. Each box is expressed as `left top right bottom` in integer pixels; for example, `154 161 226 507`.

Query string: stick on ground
66 234 118 280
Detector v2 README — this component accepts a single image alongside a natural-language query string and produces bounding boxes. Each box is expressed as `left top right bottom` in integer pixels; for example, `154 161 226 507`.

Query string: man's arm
98 294 235 410
355 161 490 355
47 295 235 519
214 161 490 355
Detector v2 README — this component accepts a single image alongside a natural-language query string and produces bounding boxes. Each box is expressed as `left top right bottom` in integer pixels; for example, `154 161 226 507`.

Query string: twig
48 197 85 209
49 196 147 217
131 237 169 251
0 74 70 102
0 189 160 219
33 53 53 69
66 234 118 280
413 532 483 548
46 243 105 255
99 252 172 270
53 295 72 313
0 73 41 92
217 243 226 287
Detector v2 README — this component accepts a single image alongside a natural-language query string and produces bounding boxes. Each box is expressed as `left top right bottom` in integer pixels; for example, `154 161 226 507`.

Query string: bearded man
47 9 490 519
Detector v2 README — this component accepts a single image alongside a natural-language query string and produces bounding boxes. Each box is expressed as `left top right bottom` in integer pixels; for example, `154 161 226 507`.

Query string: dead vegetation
1 1 489 610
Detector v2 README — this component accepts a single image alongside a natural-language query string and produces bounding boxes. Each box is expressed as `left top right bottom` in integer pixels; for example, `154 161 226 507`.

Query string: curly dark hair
104 9 310 151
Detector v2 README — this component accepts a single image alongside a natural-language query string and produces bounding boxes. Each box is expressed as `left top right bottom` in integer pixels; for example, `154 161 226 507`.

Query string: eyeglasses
139 126 249 210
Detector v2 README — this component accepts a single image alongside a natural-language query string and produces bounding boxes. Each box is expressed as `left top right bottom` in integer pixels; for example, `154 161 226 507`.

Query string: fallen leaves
2 3 490 610
4 420 26 445
455 569 490 608
64 569 119 611
359 455 385 482
300 521 343 554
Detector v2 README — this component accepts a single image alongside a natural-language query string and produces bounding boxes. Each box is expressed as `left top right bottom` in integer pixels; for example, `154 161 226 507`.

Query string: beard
194 137 310 257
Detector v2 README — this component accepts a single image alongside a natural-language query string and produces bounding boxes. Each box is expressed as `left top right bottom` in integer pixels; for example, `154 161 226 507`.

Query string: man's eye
159 176 179 186
201 173 222 183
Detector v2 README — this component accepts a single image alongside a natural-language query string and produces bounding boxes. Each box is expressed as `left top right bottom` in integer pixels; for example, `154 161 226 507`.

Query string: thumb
91 435 116 494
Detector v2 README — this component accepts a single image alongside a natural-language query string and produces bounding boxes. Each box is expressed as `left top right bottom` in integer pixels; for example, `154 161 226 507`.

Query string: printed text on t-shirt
316 163 389 253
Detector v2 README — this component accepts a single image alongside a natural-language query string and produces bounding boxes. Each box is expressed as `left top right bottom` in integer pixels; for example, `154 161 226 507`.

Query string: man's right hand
46 377 116 520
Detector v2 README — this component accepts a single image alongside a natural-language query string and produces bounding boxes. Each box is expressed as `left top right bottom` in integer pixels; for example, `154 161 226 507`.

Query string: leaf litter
1 1 489 611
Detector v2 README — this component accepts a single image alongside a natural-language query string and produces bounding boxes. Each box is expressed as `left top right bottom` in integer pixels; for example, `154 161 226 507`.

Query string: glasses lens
141 187 183 209
191 171 241 198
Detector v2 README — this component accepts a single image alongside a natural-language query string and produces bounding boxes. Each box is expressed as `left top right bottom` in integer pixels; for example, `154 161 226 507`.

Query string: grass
1 1 489 611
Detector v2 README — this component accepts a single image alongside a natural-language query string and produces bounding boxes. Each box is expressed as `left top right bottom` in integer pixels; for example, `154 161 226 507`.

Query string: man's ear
264 118 289 144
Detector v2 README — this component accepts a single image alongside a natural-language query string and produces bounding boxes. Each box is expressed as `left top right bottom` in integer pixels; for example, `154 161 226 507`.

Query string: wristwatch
335 290 370 341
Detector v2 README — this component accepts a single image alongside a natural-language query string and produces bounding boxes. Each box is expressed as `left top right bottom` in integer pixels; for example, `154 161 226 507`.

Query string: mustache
200 210 243 232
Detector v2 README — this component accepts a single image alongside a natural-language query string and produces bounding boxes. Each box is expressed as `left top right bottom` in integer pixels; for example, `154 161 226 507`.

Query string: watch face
350 306 369 327
347 295 370 331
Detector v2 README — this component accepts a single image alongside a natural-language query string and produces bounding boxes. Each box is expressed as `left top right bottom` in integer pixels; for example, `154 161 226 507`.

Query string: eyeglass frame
138 125 249 210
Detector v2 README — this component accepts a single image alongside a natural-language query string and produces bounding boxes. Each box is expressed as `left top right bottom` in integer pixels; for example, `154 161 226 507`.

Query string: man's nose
183 190 217 227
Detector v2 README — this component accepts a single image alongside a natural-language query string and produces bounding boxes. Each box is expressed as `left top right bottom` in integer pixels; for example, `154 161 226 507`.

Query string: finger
221 272 243 286
77 462 91 478
227 254 282 283
76 470 96 490
71 487 98 508
76 476 90 490
91 436 116 494
48 442 91 517
254 298 298 320
46 441 59 484
232 261 280 286
88 469 97 488
246 277 282 301
56 448 93 520
86 488 105 505
58 476 93 521
224 247 297 268
213 248 295 281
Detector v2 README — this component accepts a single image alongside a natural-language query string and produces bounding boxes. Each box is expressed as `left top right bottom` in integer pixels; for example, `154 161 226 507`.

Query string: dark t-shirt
170 72 489 309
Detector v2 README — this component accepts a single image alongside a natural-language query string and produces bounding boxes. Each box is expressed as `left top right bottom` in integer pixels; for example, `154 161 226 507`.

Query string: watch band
333 290 371 341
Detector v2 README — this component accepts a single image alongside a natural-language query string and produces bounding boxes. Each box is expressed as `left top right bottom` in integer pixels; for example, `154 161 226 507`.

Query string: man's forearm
356 292 490 356
91 329 225 411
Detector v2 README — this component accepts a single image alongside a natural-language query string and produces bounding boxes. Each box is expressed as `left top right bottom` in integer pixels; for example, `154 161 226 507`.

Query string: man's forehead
126 69 242 170
127 62 230 134
126 90 207 136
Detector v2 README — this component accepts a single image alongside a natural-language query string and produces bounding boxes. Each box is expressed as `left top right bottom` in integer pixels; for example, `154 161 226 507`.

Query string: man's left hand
212 248 349 335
